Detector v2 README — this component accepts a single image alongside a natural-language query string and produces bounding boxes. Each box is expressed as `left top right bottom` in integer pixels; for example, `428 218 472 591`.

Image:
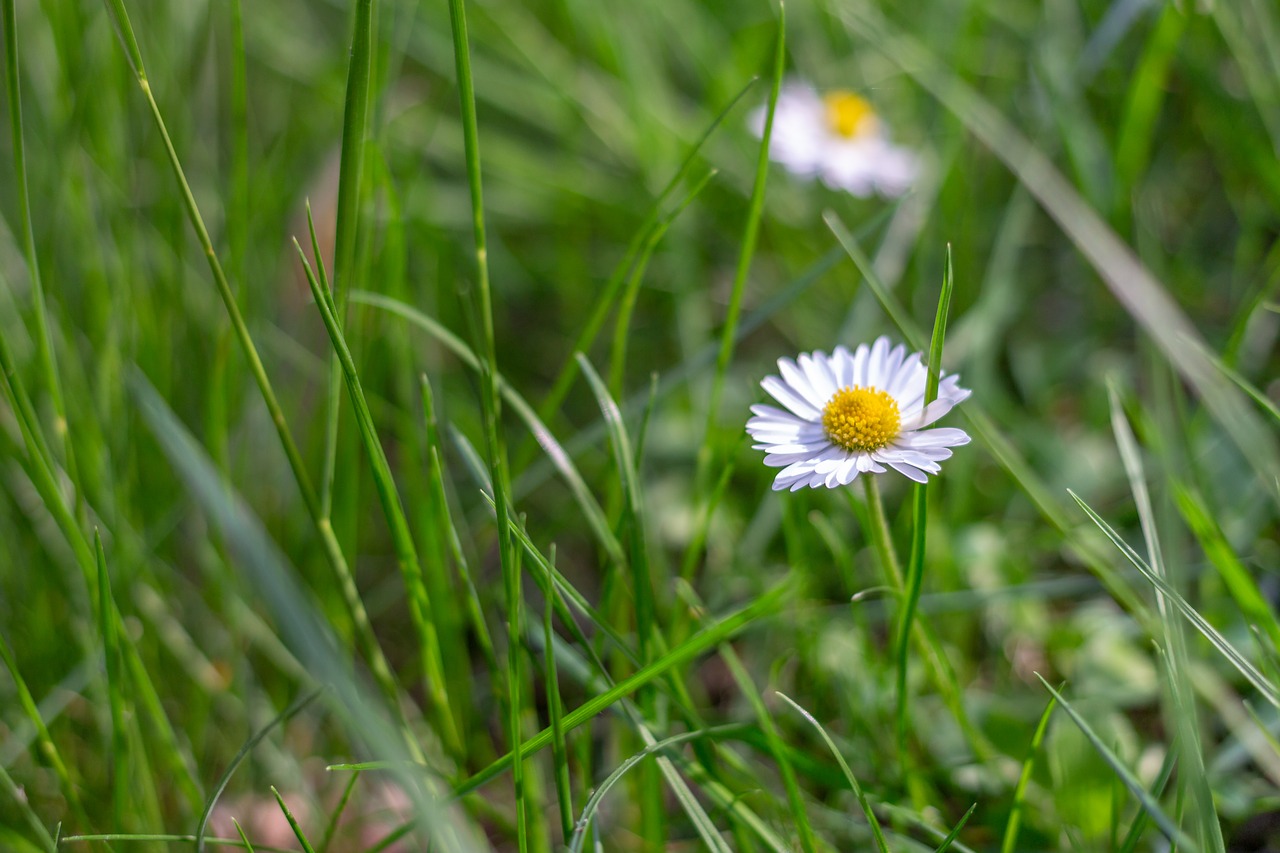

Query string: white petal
899 427 970 448
901 397 961 431
865 337 891 388
799 351 838 402
831 346 855 388
777 357 826 409
761 375 821 420
888 461 930 483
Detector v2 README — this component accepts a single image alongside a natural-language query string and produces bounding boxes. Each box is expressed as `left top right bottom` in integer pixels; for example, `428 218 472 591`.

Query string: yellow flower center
822 386 900 452
823 91 877 139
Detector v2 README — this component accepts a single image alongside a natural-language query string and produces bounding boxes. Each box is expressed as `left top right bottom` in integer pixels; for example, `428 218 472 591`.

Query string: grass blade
776 692 889 853
1069 490 1280 710
293 242 458 753
1000 692 1057 853
1035 676 1195 850
895 244 956 759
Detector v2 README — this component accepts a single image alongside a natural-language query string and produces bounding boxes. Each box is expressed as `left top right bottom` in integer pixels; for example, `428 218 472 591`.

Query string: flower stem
862 476 903 588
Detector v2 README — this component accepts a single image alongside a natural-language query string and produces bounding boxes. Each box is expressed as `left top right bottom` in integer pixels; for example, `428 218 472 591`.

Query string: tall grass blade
1035 676 1195 849
1069 490 1280 710
1108 385 1223 850
895 244 955 759
293 241 459 752
1000 692 1057 853
2 0 79 515
444 0 527 842
98 0 402 719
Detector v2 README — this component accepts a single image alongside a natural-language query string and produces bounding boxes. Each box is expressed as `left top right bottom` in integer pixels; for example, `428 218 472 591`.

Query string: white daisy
747 337 971 491
749 79 919 197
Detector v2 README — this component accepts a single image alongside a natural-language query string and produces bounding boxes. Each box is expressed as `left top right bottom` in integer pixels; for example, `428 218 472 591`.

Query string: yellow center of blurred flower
823 91 877 139
822 386 900 452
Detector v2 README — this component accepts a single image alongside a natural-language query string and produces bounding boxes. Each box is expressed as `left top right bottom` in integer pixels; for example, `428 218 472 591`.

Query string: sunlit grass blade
293 241 459 753
232 819 256 853
895 244 955 759
351 290 624 565
837 1 1280 507
1000 692 1057 853
1035 676 1194 849
775 691 888 852
1069 490 1280 710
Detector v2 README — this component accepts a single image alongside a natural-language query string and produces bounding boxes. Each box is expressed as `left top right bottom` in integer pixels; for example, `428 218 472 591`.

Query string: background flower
749 79 919 197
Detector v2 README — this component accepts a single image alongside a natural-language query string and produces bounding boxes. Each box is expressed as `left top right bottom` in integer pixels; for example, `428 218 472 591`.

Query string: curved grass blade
567 728 737 853
1069 490 1280 709
349 290 624 565
194 688 325 852
1035 676 1195 850
776 692 889 853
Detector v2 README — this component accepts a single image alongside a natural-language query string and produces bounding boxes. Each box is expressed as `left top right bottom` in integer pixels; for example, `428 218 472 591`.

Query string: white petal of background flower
749 79 920 199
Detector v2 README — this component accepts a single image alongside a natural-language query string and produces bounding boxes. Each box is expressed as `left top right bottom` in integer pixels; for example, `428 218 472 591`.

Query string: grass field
3 0 1280 850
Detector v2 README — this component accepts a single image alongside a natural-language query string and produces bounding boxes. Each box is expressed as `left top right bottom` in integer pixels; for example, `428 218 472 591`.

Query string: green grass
3 0 1280 850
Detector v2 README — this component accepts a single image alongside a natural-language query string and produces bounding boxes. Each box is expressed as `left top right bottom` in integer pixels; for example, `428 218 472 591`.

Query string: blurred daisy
747 337 970 491
749 80 919 197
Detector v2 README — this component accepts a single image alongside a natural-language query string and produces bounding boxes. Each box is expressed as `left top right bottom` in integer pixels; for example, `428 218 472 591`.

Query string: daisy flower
747 337 971 491
749 79 919 197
